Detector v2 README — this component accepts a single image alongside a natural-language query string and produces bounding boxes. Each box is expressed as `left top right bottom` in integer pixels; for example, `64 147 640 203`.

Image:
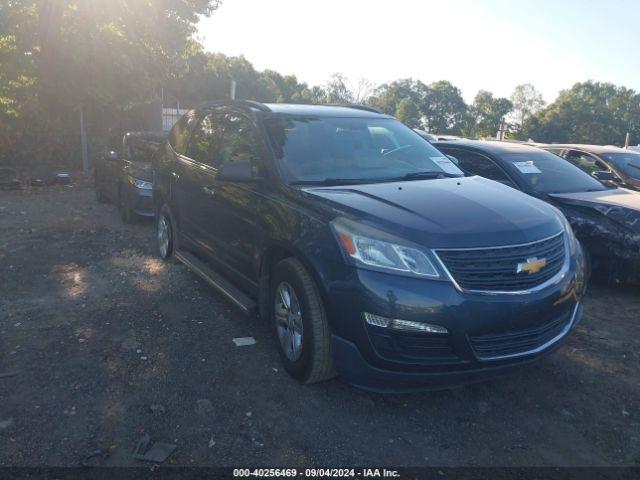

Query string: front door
203 109 270 286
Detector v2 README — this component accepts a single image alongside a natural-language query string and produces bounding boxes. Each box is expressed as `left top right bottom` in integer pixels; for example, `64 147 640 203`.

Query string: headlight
127 176 152 190
330 217 441 278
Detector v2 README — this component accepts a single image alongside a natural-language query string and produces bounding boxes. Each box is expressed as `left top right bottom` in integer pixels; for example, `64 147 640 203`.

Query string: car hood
549 188 640 234
302 176 563 249
124 161 153 182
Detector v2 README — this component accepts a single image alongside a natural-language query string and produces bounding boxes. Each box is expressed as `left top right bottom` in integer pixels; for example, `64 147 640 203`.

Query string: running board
175 250 257 315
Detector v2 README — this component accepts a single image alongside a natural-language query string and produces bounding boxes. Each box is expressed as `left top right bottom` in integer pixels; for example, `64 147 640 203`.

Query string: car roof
263 103 392 118
433 139 545 156
539 144 629 154
195 100 392 119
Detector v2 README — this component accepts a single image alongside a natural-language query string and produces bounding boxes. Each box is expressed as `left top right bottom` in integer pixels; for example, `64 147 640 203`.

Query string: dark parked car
154 101 586 391
95 131 166 222
434 140 640 284
540 144 640 191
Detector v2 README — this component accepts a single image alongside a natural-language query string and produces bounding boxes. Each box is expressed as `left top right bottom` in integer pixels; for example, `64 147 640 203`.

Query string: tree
523 81 640 145
510 83 545 128
369 79 468 132
0 0 220 166
321 73 374 104
368 78 430 117
423 80 467 134
395 98 421 128
465 90 513 138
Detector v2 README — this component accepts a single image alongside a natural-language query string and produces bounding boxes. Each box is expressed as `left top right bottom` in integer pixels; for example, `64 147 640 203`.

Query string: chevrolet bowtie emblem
516 257 547 275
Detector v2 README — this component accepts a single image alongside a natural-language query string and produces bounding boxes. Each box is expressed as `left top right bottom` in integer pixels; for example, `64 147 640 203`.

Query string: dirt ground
1 185 639 467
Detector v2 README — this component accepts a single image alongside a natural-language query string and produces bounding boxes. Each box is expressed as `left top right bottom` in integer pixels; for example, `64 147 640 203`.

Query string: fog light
364 312 448 334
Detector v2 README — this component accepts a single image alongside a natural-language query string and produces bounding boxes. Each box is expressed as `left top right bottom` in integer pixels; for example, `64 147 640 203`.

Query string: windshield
501 151 607 194
264 116 463 184
601 152 640 179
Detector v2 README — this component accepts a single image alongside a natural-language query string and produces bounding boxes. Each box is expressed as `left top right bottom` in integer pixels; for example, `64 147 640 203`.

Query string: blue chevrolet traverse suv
153 101 587 392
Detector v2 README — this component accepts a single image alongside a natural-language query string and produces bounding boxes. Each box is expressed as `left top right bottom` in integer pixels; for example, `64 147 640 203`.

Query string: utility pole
79 105 89 174
230 79 237 100
625 132 631 149
496 119 507 141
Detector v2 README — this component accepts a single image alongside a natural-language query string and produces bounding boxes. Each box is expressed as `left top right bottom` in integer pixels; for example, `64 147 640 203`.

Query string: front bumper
332 303 582 392
319 249 585 392
125 186 154 217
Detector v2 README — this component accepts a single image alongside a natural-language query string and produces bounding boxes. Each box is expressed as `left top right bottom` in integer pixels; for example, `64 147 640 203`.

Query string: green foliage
510 83 545 127
369 78 429 118
395 98 421 128
522 81 640 145
2 2 639 169
369 79 467 133
422 81 467 135
0 0 220 165
464 90 513 138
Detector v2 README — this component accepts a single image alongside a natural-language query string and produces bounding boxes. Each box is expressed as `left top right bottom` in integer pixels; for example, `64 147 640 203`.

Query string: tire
271 257 335 384
157 204 176 260
119 188 137 224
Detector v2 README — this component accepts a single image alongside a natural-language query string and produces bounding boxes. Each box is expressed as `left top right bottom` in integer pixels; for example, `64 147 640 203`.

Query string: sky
198 0 640 103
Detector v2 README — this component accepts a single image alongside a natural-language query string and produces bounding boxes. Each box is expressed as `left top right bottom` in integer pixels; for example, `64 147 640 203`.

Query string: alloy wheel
275 282 304 362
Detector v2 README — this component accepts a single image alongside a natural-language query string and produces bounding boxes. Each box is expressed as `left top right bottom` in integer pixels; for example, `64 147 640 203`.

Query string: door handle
171 171 180 179
203 186 216 197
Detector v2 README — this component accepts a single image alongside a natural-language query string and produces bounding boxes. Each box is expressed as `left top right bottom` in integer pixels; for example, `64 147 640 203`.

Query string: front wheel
271 258 335 384
157 205 175 260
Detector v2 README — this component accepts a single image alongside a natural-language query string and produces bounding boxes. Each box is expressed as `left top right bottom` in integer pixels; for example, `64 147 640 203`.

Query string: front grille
435 232 566 292
469 308 574 360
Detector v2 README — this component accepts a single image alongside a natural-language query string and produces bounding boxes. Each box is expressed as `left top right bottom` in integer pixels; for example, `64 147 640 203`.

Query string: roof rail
329 103 382 114
201 99 271 112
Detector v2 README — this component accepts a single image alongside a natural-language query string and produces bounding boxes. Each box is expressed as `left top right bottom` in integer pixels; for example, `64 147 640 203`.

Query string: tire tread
279 257 336 384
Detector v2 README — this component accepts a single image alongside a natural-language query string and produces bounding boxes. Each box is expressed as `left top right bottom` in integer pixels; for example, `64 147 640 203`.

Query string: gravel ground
0 185 639 467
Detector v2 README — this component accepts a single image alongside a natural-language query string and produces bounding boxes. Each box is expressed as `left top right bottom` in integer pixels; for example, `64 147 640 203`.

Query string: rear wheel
271 258 335 384
157 205 175 260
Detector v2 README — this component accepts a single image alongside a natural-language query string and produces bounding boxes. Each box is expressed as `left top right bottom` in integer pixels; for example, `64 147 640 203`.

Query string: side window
564 150 601 173
185 113 224 165
214 112 264 172
445 149 513 184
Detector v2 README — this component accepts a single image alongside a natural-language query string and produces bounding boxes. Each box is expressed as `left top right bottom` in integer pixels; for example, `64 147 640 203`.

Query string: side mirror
107 150 119 162
592 170 617 182
218 160 262 182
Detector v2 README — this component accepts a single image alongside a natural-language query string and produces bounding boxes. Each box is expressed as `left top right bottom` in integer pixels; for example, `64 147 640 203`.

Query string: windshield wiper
290 178 376 186
392 171 462 181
